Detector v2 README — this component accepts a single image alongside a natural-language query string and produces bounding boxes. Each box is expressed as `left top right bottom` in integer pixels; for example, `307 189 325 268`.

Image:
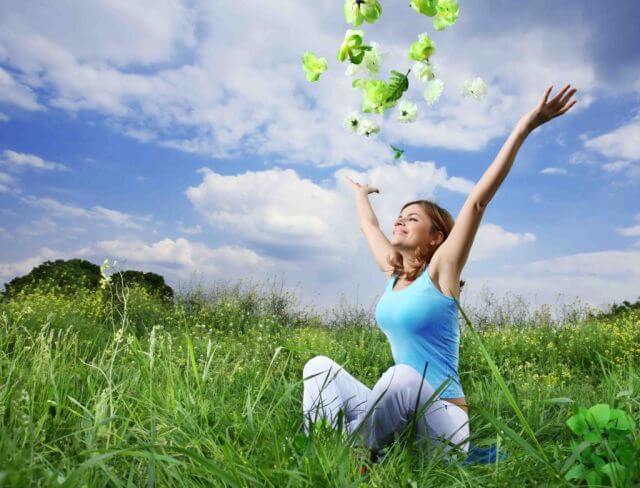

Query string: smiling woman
302 83 579 462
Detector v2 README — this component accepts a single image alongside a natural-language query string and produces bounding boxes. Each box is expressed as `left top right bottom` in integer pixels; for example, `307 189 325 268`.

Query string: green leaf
566 413 588 435
586 404 610 430
564 463 586 481
385 70 410 104
390 144 404 160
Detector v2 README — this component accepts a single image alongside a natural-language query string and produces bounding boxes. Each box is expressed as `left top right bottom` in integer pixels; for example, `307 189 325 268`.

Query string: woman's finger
554 99 577 118
558 88 577 107
550 83 571 105
539 85 553 110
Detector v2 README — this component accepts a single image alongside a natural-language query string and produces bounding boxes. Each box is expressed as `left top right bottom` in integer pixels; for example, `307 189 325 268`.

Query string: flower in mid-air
462 77 487 100
433 0 459 31
344 111 363 132
356 79 394 114
408 33 436 62
424 78 444 105
345 41 383 77
338 30 371 65
358 118 380 137
397 100 418 122
302 51 328 82
412 60 436 82
410 0 438 17
344 0 382 27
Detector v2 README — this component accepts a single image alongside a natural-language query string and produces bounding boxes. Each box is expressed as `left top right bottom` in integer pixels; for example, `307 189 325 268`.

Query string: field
0 280 639 487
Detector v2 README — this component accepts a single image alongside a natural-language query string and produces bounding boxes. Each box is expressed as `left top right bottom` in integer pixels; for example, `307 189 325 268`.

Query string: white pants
302 355 470 456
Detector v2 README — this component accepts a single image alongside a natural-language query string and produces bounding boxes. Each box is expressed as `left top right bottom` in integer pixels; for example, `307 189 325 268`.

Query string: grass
0 278 638 486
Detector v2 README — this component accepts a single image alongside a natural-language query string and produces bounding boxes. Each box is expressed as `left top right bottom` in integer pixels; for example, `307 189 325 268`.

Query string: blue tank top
374 265 464 399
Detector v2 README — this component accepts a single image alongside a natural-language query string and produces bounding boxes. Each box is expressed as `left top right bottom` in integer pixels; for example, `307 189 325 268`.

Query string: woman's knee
303 355 336 379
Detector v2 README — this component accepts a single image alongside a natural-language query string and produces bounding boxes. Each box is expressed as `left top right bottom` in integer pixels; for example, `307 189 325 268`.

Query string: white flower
358 118 380 137
424 78 444 105
462 77 487 100
344 111 363 132
345 41 384 77
397 100 418 123
363 41 383 75
412 60 436 83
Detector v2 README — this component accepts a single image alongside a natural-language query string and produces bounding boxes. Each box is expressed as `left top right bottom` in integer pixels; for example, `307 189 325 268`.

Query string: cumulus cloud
1 149 69 171
540 167 568 175
0 171 19 194
20 195 147 230
583 115 640 161
0 67 42 110
0 0 600 166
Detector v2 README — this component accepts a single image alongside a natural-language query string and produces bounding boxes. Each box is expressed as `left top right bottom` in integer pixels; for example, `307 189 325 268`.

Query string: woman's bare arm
437 84 578 273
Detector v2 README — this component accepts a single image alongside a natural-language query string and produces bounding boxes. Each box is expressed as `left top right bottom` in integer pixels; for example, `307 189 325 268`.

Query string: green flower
302 51 328 82
345 41 384 77
338 30 372 65
355 79 393 114
462 77 487 100
424 78 444 105
344 0 382 27
410 0 438 17
412 60 436 82
408 33 435 62
433 0 459 31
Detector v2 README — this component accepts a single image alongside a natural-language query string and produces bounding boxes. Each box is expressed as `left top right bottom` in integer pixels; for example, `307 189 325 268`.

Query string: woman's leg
351 364 470 456
302 355 371 436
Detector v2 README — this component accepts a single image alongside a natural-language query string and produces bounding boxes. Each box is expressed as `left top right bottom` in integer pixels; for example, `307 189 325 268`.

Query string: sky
0 0 639 320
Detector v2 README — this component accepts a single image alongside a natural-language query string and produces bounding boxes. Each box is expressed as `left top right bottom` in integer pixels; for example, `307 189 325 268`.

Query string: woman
302 84 578 461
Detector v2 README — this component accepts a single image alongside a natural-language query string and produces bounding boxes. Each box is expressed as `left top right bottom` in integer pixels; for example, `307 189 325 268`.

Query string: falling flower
424 78 444 105
358 118 380 137
344 111 363 132
338 30 371 65
408 33 435 62
410 0 438 17
433 0 459 31
412 60 436 82
397 100 418 122
343 0 382 27
302 51 328 82
462 77 487 100
345 42 383 77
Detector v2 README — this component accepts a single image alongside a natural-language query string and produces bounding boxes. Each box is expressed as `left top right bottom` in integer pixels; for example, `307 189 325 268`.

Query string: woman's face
391 204 433 248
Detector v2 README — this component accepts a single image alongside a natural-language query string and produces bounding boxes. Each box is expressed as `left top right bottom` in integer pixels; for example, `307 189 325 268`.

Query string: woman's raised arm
437 84 578 273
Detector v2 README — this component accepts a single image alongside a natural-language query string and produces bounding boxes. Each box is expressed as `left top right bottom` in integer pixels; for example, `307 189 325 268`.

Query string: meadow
0 277 639 487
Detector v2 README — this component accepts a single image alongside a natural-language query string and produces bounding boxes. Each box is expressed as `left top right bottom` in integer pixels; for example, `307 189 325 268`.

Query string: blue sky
0 0 639 317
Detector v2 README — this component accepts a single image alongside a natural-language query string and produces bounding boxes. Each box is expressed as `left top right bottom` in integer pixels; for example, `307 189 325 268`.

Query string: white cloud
0 112 9 122
0 0 600 166
20 196 147 230
602 160 631 172
531 193 542 204
583 115 640 161
15 218 58 237
185 160 477 257
0 171 19 194
1 149 69 171
467 223 536 263
540 167 568 175
177 223 203 235
0 67 42 110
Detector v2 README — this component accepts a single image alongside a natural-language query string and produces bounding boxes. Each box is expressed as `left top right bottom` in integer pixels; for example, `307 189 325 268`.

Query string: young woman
302 84 578 460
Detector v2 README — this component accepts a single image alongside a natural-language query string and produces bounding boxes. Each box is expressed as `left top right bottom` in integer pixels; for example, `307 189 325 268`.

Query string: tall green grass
0 280 638 486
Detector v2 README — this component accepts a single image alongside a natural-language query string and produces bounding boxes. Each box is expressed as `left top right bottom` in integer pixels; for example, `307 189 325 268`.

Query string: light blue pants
302 355 470 457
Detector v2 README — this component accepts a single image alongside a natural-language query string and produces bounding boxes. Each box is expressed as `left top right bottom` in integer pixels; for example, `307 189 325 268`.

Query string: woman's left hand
519 84 578 133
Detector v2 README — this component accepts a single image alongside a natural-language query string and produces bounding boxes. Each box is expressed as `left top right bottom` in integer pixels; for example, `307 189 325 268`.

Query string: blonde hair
386 199 466 291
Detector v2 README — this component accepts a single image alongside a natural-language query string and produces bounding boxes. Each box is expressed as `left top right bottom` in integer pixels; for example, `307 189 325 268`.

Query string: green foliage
1 258 101 300
563 403 639 486
1 258 174 303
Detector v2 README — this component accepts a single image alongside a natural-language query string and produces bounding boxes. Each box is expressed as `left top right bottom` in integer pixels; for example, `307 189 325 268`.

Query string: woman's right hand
344 175 379 196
